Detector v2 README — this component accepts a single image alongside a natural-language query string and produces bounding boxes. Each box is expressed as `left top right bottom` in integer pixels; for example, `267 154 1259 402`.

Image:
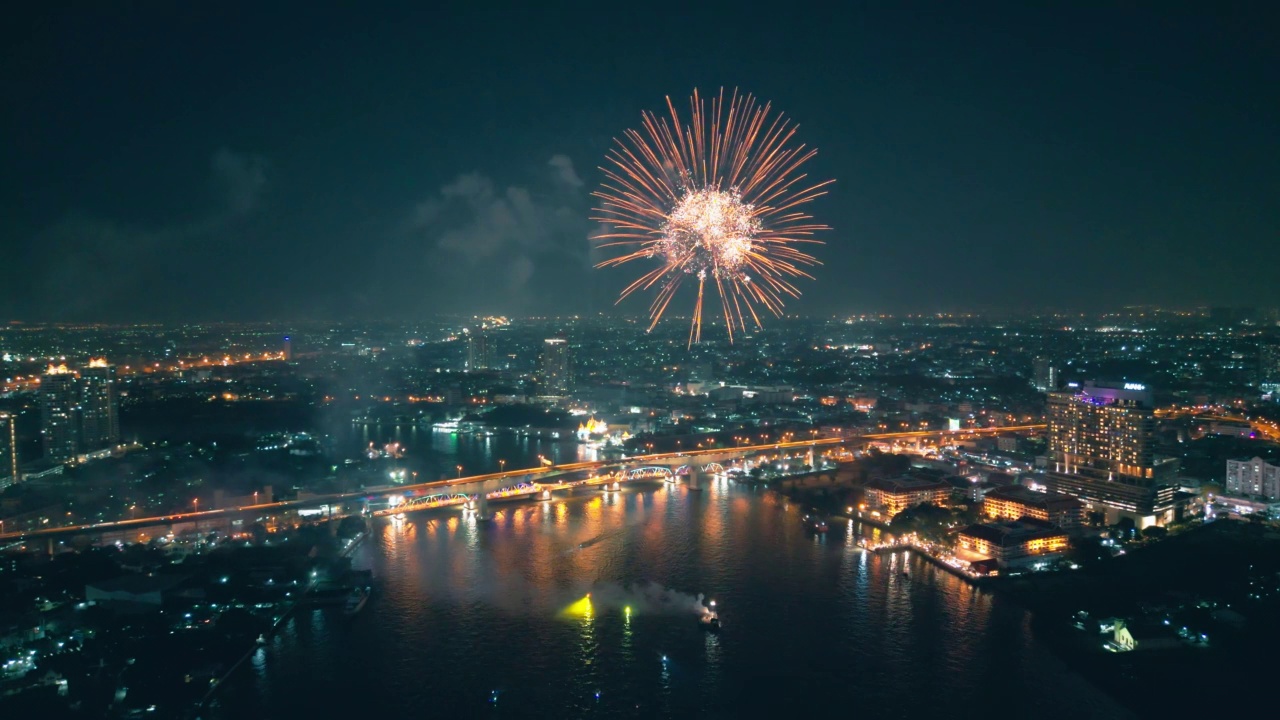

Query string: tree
249 522 269 545
862 451 911 479
337 515 366 539
1068 536 1110 569
1141 526 1168 540
890 503 952 544
950 500 983 526
1113 516 1137 540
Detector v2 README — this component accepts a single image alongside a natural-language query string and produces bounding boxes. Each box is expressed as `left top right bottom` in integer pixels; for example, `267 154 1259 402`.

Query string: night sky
2 3 1276 322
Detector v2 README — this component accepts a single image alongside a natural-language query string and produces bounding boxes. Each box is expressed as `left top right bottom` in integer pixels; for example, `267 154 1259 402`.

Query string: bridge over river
0 425 1043 547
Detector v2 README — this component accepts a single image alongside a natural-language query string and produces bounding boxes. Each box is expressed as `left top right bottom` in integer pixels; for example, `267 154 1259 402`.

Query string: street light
456 465 464 479
499 459 506 473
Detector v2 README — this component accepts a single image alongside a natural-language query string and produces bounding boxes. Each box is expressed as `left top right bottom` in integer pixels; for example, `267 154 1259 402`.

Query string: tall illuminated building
540 337 572 395
1258 342 1280 391
80 358 120 451
466 330 492 371
1032 357 1058 392
40 364 81 462
1043 381 1179 527
0 411 18 488
283 335 293 362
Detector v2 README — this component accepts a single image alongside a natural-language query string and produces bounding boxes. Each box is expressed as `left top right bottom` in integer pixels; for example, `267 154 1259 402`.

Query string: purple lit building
1043 381 1181 527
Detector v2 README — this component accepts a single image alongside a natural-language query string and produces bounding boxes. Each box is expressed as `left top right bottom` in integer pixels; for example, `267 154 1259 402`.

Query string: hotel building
1042 381 1180 527
864 476 950 518
957 517 1069 568
983 485 1084 528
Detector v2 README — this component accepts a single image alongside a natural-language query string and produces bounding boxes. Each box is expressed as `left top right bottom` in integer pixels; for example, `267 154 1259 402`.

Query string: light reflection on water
214 480 1132 719
351 422 604 482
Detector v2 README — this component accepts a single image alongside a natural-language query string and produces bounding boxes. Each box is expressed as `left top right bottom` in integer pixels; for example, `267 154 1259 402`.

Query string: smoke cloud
581 581 713 618
388 154 594 314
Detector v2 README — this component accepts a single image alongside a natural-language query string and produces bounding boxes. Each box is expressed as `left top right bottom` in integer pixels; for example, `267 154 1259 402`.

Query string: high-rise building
79 358 120 451
283 335 293 362
1225 457 1280 500
540 337 572 395
1258 342 1280 389
40 364 81 463
1042 381 1180 526
1032 357 1058 392
0 411 18 488
1047 382 1157 477
466 330 492 371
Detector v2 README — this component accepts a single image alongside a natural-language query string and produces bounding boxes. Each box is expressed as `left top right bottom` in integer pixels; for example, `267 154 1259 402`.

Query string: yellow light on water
559 594 594 618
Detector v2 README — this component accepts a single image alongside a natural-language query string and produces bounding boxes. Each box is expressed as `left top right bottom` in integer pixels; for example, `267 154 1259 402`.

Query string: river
209 469 1131 718
347 421 602 481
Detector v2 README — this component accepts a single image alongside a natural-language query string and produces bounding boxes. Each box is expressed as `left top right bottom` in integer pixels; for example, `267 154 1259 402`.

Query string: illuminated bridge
0 424 1045 544
626 467 675 482
676 463 725 476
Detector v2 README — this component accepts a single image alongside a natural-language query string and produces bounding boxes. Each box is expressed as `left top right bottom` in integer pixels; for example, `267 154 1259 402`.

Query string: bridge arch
487 483 538 500
677 463 725 476
627 466 674 482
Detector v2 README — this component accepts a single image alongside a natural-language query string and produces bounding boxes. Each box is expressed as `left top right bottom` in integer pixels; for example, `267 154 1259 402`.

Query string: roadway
0 424 1044 544
1155 406 1280 442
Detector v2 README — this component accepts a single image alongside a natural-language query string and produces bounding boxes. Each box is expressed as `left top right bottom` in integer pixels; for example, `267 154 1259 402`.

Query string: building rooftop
986 485 1083 511
1230 455 1280 465
865 476 950 493
959 517 1064 547
985 471 1017 486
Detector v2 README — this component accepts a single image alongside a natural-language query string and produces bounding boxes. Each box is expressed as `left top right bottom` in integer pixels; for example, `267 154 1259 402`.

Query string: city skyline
3 4 1278 322
2 311 1280 716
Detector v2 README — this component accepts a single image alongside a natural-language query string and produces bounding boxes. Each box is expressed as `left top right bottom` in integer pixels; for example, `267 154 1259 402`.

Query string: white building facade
1225 457 1280 499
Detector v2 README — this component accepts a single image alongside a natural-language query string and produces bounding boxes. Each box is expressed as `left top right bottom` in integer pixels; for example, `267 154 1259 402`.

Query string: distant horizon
2 304 1277 328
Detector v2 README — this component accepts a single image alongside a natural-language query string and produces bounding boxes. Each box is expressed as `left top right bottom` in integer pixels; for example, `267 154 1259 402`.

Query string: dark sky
2 2 1277 322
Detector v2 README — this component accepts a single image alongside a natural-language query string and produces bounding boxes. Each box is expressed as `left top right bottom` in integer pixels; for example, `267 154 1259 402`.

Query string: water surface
213 479 1130 718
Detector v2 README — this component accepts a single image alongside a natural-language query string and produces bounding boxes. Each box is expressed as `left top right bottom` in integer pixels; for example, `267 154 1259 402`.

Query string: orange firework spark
592 88 833 346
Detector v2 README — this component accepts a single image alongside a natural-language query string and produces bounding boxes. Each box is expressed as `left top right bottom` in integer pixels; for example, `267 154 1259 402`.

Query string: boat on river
344 588 369 616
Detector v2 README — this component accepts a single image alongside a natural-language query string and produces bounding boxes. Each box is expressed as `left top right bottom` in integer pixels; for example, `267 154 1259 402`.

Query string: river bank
194 522 370 717
991 520 1280 717
770 473 1243 716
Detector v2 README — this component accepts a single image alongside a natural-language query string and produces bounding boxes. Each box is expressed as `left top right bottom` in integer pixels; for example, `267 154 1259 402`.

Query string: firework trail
592 88 833 346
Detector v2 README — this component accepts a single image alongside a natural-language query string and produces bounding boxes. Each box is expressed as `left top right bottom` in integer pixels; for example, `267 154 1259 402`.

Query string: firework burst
592 88 833 345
